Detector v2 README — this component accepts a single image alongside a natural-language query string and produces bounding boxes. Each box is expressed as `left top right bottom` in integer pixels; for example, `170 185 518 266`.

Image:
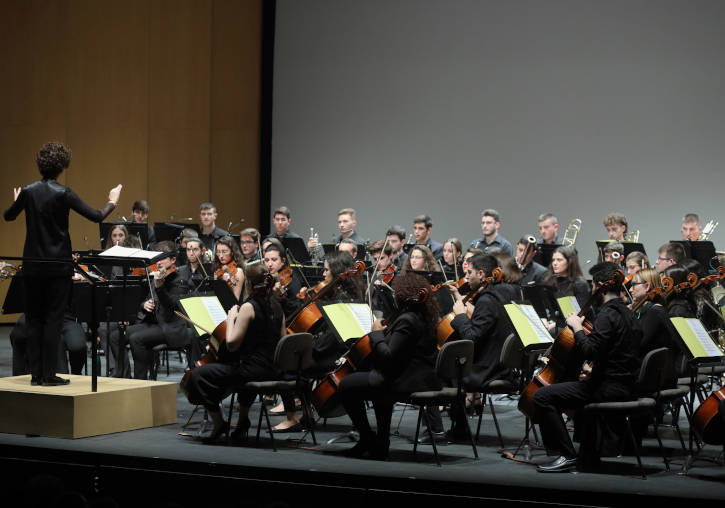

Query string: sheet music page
100 245 159 259
202 296 227 327
686 319 724 358
516 304 554 343
348 303 373 334
568 296 581 315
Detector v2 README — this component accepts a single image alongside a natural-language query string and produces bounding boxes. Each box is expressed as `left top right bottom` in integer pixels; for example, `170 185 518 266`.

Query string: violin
297 279 328 301
277 264 293 287
431 277 470 295
215 260 239 287
518 269 625 419
378 264 396 285
131 263 178 278
631 276 674 314
435 268 503 349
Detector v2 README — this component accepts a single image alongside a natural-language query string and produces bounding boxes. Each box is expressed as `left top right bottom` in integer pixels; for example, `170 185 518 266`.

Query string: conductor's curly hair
36 142 71 179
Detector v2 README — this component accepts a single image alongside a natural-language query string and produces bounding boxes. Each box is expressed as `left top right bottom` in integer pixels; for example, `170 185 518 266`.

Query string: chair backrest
500 333 524 370
636 347 669 396
274 333 314 373
436 340 474 386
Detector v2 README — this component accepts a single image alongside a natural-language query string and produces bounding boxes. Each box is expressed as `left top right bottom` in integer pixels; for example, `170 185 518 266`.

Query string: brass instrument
624 229 640 243
561 219 582 247
309 227 324 263
517 235 537 269
698 220 718 241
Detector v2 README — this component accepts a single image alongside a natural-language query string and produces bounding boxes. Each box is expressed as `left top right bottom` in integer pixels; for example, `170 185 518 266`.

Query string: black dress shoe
202 421 230 444
444 428 469 443
537 455 578 473
343 438 374 458
41 376 70 386
230 417 251 443
271 422 303 433
417 431 447 445
30 377 41 386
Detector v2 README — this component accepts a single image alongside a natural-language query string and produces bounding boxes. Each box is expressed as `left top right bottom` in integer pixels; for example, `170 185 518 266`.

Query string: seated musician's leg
127 325 165 380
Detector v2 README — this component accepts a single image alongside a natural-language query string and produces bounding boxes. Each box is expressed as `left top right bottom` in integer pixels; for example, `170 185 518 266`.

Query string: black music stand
154 222 200 244
521 284 561 325
211 279 238 311
100 221 149 249
282 237 311 264
672 240 717 269
534 243 560 269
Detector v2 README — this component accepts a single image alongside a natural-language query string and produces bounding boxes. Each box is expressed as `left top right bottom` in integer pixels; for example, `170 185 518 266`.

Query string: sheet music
568 296 581 314
516 303 554 343
348 303 373 334
686 319 724 357
100 245 160 259
202 297 227 327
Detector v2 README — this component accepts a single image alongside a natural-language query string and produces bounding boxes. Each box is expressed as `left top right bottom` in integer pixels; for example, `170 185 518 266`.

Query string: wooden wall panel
0 0 262 323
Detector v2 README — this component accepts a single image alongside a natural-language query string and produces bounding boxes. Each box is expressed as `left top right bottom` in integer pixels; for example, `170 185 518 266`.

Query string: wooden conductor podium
0 375 177 439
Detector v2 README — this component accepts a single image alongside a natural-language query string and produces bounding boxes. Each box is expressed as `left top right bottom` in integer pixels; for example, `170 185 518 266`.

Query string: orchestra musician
516 235 547 286
176 236 209 291
131 199 156 249
445 253 520 438
624 251 650 276
337 238 359 259
603 213 628 242
543 245 591 310
655 242 686 273
263 239 303 319
440 238 463 277
199 202 229 254
601 241 624 266
533 262 641 473
338 272 442 459
412 214 443 260
367 240 396 319
268 206 304 241
401 245 440 274
175 227 199 266
213 235 245 302
470 209 513 255
3 141 122 386
462 247 483 272
681 213 703 241
386 225 408 270
104 224 128 249
537 213 561 245
240 227 261 263
184 263 285 444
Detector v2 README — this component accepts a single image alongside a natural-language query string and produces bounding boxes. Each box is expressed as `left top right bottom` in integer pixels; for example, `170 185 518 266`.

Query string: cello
693 388 725 445
286 260 366 335
176 315 230 398
518 269 625 419
435 267 503 349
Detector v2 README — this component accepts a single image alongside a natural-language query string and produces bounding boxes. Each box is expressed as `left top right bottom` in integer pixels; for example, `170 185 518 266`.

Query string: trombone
698 220 718 241
561 219 582 247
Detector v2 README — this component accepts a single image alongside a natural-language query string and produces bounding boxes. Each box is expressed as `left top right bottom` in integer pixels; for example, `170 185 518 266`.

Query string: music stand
100 221 149 249
672 240 717 268
321 242 367 262
211 279 238 312
622 242 646 256
534 243 560 269
521 284 561 324
154 222 199 244
282 237 311 264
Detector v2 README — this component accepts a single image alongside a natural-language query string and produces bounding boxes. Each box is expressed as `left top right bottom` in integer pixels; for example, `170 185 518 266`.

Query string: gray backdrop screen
271 0 724 267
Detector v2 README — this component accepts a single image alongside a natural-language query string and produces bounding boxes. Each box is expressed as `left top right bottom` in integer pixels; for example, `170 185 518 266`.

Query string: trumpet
624 229 640 243
698 220 718 241
561 218 582 247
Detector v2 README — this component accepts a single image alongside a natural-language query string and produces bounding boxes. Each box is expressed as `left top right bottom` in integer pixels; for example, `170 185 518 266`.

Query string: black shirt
199 226 230 252
4 179 115 275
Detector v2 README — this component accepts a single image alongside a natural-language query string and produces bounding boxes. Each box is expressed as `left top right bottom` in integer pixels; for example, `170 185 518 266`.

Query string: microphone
121 216 128 222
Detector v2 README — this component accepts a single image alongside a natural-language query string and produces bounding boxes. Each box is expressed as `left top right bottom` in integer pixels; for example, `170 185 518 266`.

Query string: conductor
4 141 122 386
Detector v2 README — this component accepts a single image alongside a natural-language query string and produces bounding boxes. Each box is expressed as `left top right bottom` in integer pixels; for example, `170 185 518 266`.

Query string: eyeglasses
631 281 647 286
240 240 256 245
656 256 672 262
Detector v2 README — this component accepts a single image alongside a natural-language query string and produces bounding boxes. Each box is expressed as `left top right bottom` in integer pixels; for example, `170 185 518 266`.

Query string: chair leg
651 418 670 472
255 394 265 443
458 401 479 460
487 394 505 450
625 416 647 480
261 395 277 452
165 349 170 377
226 393 236 445
299 390 317 445
475 397 484 442
421 405 441 467
413 406 423 458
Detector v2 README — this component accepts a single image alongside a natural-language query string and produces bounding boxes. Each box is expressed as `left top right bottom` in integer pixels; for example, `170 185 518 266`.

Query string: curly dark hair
36 142 71 179
212 235 243 273
326 252 364 300
391 273 439 330
245 262 277 320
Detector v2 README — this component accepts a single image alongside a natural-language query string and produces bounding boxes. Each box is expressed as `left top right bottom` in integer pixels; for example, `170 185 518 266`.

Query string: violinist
176 237 210 290
679 258 722 332
131 199 156 249
263 240 303 319
517 235 546 286
199 202 229 253
184 263 285 444
462 248 483 272
4 141 121 386
543 245 590 311
338 238 358 259
655 242 685 273
240 227 261 263
213 235 245 302
175 227 199 266
367 240 396 318
469 209 513 256
440 238 463 278
111 241 191 380
445 253 519 438
533 262 641 473
624 251 650 277
412 214 443 260
386 225 408 270
337 273 442 459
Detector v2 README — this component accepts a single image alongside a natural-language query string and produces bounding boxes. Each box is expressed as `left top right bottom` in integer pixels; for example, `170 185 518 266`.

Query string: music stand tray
282 237 311 264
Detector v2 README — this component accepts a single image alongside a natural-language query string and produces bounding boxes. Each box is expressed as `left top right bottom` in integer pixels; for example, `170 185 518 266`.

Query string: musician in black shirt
4 142 121 385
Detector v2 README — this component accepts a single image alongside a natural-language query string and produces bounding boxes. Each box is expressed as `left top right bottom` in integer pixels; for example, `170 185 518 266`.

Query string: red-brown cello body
179 319 229 398
692 388 725 445
311 334 373 418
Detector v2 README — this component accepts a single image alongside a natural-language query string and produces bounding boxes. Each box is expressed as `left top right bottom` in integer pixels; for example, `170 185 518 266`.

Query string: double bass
518 269 625 419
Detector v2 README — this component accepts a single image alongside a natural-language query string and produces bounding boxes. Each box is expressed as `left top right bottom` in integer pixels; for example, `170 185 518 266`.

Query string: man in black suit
4 141 121 385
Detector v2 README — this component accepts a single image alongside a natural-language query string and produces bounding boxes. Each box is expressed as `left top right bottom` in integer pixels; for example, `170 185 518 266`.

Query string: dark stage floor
0 324 723 508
